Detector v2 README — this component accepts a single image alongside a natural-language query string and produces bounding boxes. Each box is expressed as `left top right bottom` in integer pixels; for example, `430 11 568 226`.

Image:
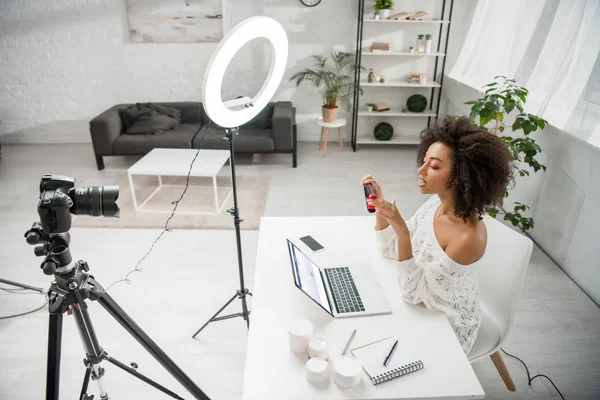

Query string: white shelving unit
350 0 454 150
363 19 450 24
362 51 446 57
358 111 437 117
361 82 441 88
356 136 421 145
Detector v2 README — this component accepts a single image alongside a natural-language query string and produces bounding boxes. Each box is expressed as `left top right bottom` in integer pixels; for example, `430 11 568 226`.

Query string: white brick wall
0 0 358 143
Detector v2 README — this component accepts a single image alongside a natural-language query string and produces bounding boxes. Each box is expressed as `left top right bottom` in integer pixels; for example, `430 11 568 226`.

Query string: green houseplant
375 0 394 19
290 51 363 123
424 33 432 53
464 76 547 232
417 34 426 53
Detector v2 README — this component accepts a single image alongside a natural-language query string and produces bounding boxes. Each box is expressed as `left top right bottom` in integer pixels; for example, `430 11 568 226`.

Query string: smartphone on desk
299 235 325 253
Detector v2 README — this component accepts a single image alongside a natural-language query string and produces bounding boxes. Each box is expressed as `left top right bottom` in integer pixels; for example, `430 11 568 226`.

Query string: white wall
445 78 600 306
0 0 359 144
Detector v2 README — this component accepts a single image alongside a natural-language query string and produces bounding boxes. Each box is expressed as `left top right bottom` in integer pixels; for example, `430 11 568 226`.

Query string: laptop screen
286 239 333 315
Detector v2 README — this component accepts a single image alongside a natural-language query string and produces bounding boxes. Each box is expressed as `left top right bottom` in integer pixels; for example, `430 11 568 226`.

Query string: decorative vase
425 39 432 53
416 39 425 53
322 106 338 123
378 9 391 19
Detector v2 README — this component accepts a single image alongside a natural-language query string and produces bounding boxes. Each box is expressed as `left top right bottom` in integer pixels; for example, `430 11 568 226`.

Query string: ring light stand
192 16 288 338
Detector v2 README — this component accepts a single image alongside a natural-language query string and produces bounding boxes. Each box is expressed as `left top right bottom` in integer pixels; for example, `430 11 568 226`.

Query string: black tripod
192 127 252 338
25 223 211 400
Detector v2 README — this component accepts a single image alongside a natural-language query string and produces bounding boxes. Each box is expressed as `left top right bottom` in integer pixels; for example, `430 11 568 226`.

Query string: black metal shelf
351 0 455 151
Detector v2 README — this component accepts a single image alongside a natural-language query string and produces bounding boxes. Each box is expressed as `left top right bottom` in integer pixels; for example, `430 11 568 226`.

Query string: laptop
286 239 392 318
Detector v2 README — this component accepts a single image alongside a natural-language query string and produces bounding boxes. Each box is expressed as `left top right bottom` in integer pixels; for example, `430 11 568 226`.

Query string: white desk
243 216 485 400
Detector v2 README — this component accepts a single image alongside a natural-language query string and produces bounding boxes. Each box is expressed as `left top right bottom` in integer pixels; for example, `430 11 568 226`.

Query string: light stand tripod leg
47 313 63 400
97 293 211 400
192 127 252 337
192 292 238 338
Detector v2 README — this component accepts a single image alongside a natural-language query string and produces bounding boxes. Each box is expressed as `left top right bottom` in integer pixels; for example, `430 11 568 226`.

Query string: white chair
467 215 534 391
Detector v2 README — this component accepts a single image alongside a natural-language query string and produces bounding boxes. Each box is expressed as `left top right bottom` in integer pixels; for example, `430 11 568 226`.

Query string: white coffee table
127 148 232 214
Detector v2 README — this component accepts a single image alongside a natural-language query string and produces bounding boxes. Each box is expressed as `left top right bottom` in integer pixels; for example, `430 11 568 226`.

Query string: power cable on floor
500 347 564 399
104 120 213 292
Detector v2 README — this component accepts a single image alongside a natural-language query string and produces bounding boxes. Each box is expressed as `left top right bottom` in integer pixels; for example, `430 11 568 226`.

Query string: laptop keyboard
325 267 366 314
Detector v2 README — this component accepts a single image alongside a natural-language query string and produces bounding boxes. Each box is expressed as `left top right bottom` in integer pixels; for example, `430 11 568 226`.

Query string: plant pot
367 106 373 112
416 39 425 53
322 106 338 123
425 40 432 53
378 9 391 19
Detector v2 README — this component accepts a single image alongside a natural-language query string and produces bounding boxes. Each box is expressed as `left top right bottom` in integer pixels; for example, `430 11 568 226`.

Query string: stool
316 117 346 157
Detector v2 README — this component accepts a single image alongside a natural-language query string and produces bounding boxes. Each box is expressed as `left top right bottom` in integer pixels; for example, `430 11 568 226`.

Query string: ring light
202 16 288 128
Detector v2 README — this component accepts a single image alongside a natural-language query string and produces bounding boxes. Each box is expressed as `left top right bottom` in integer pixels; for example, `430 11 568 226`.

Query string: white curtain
448 0 546 90
449 0 600 142
526 0 600 129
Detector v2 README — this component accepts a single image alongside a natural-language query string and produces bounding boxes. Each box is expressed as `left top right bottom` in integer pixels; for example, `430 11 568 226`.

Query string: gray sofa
90 101 297 169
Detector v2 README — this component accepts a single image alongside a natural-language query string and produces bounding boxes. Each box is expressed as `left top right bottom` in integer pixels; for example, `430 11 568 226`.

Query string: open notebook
351 336 424 385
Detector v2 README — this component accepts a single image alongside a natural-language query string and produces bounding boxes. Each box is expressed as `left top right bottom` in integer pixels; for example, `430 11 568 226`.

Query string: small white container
378 9 391 19
305 358 329 384
333 356 362 388
307 336 329 360
288 319 313 354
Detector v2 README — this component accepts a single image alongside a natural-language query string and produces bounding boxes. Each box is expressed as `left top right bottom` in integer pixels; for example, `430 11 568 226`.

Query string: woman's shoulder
445 220 487 265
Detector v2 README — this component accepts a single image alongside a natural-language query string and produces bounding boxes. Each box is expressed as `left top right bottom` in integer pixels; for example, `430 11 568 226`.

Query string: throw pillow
126 112 180 135
119 103 182 134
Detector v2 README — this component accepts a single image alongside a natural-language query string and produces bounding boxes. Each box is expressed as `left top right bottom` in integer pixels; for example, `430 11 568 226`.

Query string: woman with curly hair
361 117 514 355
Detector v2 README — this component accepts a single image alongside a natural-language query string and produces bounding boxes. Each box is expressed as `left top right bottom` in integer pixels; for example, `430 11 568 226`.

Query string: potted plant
424 33 433 53
290 51 363 123
416 34 425 53
375 0 394 19
464 76 548 232
366 103 376 112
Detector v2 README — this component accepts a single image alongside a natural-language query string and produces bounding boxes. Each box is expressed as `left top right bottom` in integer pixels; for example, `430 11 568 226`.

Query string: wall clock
301 0 322 7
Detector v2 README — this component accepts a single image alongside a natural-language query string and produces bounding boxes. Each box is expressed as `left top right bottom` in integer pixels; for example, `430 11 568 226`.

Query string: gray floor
0 143 598 399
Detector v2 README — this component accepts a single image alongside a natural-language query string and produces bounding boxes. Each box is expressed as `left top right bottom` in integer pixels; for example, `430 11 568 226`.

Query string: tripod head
25 222 73 276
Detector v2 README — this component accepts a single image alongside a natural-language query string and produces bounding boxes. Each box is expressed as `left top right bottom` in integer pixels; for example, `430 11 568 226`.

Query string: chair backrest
477 215 533 341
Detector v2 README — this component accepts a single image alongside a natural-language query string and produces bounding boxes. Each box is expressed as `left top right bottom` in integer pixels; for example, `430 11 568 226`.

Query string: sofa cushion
113 123 200 154
192 127 274 152
119 103 182 134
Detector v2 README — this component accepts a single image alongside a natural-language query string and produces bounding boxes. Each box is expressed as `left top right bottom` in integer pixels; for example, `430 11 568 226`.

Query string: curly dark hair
417 117 515 222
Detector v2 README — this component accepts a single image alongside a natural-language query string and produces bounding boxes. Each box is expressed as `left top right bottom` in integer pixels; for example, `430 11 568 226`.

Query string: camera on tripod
36 174 120 234
22 175 210 400
25 174 120 276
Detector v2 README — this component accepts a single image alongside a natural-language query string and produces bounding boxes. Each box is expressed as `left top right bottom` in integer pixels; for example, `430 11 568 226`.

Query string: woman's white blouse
375 195 482 355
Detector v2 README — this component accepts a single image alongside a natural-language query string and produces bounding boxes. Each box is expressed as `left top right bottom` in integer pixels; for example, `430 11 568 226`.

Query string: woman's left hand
368 198 408 235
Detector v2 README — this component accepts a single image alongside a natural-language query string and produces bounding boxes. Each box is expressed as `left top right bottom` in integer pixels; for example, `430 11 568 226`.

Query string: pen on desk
341 329 357 356
383 339 398 367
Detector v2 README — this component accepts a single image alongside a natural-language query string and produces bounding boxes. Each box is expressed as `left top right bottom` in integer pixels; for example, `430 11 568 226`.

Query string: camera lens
70 186 120 217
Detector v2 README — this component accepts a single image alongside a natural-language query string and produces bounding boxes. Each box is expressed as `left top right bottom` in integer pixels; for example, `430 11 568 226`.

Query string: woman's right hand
360 175 384 200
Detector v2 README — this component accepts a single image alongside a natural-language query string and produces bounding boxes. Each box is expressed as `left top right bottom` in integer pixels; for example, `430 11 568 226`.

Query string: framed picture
125 0 224 43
